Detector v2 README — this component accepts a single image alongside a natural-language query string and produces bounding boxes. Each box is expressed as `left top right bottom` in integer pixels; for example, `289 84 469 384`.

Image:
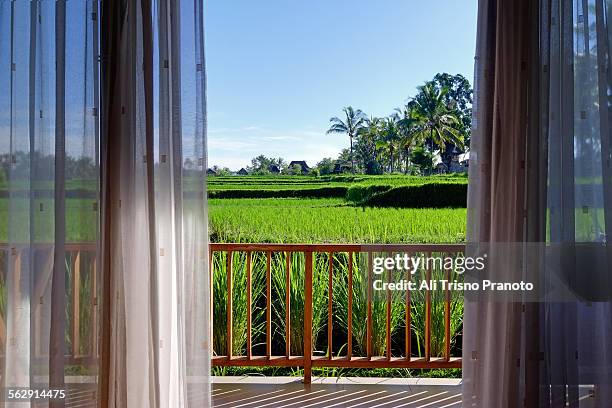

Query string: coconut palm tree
357 116 384 174
396 106 418 173
326 106 367 173
401 82 463 158
377 115 401 172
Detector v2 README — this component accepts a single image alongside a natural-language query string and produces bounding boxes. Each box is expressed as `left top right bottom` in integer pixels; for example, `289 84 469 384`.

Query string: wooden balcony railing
0 242 99 366
0 242 464 383
210 243 464 384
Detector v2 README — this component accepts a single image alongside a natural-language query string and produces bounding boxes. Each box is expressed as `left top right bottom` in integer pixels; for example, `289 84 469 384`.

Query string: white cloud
208 126 262 134
193 123 348 169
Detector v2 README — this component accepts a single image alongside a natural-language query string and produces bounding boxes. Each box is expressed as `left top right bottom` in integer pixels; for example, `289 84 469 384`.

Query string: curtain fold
465 0 612 406
100 0 210 406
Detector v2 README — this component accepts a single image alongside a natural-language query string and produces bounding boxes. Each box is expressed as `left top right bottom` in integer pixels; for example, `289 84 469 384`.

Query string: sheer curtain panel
99 0 210 407
465 0 612 406
0 0 210 407
0 0 100 406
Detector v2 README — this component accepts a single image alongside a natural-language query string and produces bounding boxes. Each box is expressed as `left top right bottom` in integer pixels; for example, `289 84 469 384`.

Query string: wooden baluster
209 249 214 353
367 251 373 359
303 251 313 384
72 251 81 358
347 252 353 359
327 252 333 359
246 251 252 360
91 253 98 357
285 251 291 358
386 253 392 361
226 251 233 358
405 257 411 362
425 252 432 362
266 251 272 359
444 254 451 361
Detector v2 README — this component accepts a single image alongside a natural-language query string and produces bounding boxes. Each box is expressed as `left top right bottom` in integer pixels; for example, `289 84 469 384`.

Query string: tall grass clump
334 253 405 356
270 252 328 356
410 253 464 357
212 251 265 356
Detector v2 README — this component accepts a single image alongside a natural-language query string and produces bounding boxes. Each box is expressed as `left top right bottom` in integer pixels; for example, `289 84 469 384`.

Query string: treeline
324 73 472 175
0 152 97 183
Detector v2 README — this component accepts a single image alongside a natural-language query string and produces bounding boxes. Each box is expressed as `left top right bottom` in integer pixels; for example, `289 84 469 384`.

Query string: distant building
237 168 249 176
433 151 469 174
333 162 351 174
268 164 280 174
206 168 217 176
289 160 310 174
435 163 448 174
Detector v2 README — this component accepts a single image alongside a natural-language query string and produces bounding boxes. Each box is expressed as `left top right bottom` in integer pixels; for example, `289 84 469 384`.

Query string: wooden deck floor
212 377 462 408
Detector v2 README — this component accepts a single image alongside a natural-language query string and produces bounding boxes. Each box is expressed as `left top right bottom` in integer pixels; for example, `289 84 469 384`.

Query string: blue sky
205 0 478 170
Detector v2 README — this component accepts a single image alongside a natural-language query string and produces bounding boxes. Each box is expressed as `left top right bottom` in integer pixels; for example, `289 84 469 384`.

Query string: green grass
209 198 467 244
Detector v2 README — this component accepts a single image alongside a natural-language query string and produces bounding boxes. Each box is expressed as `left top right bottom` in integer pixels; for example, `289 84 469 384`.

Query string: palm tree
377 115 401 172
396 106 418 173
357 116 383 174
326 107 367 173
401 82 463 161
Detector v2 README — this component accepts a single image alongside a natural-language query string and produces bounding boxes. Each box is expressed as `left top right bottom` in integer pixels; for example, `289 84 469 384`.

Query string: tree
409 146 434 175
247 155 284 174
395 106 418 173
376 115 401 172
316 158 335 175
287 164 303 175
356 117 383 174
211 165 232 176
431 73 473 168
326 106 367 173
402 82 463 169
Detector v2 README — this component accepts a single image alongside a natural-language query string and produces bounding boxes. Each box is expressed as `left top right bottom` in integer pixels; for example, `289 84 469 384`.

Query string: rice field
209 198 467 244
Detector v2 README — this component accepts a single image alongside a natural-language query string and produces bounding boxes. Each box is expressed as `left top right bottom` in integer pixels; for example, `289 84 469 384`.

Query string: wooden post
303 251 313 384
72 251 81 357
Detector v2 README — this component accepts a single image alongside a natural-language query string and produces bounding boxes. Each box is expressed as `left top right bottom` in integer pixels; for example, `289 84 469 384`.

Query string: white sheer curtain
99 0 210 407
0 0 99 406
465 0 612 406
1 0 209 406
